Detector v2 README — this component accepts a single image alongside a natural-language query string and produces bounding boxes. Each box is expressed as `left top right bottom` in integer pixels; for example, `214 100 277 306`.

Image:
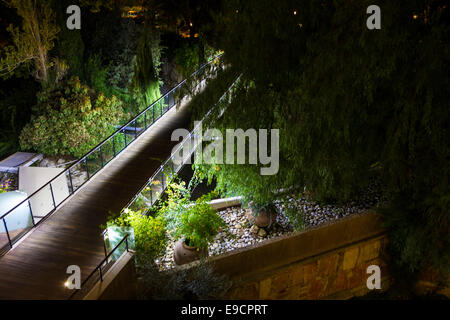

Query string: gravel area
155 181 386 271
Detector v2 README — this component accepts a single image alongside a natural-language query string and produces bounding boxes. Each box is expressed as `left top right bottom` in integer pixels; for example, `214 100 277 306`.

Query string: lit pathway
0 100 193 299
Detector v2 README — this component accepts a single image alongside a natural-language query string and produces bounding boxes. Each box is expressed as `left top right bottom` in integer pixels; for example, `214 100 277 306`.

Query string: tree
0 0 60 88
19 76 124 157
195 0 450 286
131 22 162 111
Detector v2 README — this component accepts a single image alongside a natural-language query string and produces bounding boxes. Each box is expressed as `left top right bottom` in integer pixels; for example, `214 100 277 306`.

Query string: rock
245 210 256 225
257 228 267 238
250 225 259 234
39 159 49 167
235 223 242 229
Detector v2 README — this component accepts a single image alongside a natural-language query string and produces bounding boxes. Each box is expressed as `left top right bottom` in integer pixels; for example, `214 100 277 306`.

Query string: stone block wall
226 235 391 300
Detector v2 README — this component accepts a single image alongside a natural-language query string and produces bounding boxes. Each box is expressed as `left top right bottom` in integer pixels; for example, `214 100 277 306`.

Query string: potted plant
172 196 226 265
246 200 278 228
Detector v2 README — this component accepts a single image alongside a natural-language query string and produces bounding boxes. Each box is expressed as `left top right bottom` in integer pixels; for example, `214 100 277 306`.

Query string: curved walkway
0 101 192 299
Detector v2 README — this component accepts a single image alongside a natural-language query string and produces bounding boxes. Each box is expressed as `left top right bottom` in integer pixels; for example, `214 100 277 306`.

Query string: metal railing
68 74 241 299
68 234 130 300
0 54 223 255
69 76 240 299
122 75 242 213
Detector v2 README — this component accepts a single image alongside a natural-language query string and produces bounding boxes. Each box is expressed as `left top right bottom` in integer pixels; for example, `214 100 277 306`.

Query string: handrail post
103 235 108 258
112 135 116 157
99 267 103 282
161 168 166 190
125 236 129 252
99 147 104 168
144 111 147 129
149 180 153 205
28 200 36 226
84 158 90 180
3 219 12 249
49 183 57 209
68 169 74 194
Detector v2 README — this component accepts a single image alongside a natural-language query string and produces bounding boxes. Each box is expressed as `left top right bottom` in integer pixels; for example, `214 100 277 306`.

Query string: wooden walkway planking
0 102 193 299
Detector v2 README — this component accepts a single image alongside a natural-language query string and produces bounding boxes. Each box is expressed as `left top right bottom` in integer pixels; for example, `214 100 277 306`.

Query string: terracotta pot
248 201 278 228
173 239 208 266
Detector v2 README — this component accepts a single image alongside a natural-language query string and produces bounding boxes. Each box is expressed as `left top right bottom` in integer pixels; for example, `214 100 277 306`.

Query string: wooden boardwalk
0 102 193 299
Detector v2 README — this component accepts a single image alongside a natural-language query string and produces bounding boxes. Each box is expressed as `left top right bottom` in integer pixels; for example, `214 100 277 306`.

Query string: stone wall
226 235 391 299
203 211 393 300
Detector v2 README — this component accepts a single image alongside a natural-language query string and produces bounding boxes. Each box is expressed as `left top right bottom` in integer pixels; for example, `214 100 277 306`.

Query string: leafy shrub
174 196 225 250
137 258 232 300
108 209 168 262
19 76 124 157
159 179 225 250
83 54 110 95
174 42 200 78
158 180 192 232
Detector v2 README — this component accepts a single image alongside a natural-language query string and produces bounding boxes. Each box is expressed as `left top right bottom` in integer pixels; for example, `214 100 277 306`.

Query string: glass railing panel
164 158 176 182
70 161 88 191
101 138 115 165
28 184 55 222
0 218 11 253
145 107 154 126
140 182 153 206
0 192 33 249
105 226 134 261
129 192 151 212
114 131 127 154
3 211 33 246
86 148 102 177
49 174 71 207
151 170 164 205
135 113 146 137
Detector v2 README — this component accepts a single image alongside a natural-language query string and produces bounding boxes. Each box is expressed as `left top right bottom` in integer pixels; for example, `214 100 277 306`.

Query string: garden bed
155 180 386 271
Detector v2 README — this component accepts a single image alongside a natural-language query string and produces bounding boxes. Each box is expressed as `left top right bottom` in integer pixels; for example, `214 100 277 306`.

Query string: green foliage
0 0 60 87
108 209 168 261
175 42 200 78
199 0 450 282
380 188 450 286
0 77 38 158
136 258 232 300
158 180 193 232
53 0 85 79
83 54 110 95
174 41 222 79
248 200 277 216
283 199 306 231
19 76 124 157
106 18 139 91
131 23 162 112
159 179 225 250
174 196 225 250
